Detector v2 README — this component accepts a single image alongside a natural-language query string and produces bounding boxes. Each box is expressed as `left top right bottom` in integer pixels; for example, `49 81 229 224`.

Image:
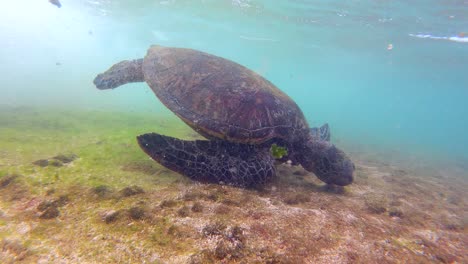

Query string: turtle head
93 59 144 90
297 138 354 186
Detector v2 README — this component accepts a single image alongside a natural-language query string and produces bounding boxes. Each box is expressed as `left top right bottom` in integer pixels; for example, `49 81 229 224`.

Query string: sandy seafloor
0 107 466 264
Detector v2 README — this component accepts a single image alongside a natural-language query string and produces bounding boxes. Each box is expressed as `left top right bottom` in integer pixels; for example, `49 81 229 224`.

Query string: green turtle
93 45 354 187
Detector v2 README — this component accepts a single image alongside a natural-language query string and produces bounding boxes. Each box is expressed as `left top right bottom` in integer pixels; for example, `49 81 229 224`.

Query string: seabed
0 107 466 263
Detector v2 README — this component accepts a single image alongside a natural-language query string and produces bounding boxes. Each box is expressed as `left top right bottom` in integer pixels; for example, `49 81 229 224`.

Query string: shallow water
1 0 467 159
0 1 467 263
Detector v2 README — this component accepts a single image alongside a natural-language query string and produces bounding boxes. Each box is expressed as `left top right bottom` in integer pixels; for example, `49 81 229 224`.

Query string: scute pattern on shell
142 45 309 144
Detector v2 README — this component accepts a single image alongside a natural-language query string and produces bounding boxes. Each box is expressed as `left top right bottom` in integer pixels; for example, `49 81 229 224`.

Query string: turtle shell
142 45 309 144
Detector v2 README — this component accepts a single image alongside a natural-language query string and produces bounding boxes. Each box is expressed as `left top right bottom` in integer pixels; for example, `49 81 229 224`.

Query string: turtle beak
327 158 354 186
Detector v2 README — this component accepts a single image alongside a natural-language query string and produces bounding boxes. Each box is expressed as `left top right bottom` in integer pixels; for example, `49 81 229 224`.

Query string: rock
54 195 70 206
119 185 144 197
388 207 403 218
91 185 112 198
177 206 190 217
37 195 69 219
37 196 69 211
39 207 60 219
48 159 63 167
230 226 245 243
32 153 77 168
160 199 177 208
52 153 78 164
0 174 18 188
191 202 203 213
33 159 49 167
128 207 145 220
102 210 119 223
37 200 54 211
202 222 226 237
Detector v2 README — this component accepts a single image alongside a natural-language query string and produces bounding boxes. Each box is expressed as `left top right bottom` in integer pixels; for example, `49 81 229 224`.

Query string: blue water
1 0 467 162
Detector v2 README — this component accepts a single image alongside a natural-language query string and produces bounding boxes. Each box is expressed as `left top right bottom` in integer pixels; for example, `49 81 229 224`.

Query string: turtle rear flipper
94 59 144 89
137 133 275 187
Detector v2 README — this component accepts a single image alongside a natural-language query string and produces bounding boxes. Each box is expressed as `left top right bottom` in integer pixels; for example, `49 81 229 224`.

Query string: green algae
0 107 187 190
270 143 288 159
0 107 198 261
0 107 467 263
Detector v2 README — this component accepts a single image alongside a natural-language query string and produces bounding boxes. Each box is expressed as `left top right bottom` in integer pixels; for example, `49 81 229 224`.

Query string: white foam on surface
409 33 468 43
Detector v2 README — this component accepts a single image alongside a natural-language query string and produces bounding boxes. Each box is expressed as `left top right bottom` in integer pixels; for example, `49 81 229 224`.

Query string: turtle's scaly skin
138 133 275 187
142 46 309 144
94 45 355 187
94 59 144 89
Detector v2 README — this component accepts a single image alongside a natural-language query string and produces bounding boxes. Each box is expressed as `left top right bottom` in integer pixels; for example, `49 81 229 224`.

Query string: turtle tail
93 59 144 89
137 133 275 187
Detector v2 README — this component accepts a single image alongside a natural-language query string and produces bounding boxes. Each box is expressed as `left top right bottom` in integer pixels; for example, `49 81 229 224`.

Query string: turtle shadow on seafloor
120 160 347 196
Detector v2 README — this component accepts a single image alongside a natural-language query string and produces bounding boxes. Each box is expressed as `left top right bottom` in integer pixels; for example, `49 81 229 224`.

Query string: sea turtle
93 45 354 187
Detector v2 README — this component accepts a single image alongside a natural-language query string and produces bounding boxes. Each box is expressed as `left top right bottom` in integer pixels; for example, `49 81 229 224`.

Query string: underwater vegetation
270 144 288 159
0 107 466 263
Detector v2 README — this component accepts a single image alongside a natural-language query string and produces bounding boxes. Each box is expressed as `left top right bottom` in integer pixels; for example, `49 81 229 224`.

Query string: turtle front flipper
94 59 144 89
137 133 275 187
